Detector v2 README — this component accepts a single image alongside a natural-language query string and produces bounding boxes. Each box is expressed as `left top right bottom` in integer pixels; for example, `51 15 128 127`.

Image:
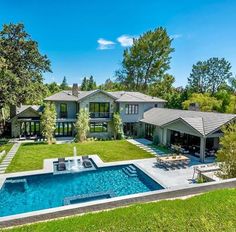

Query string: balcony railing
90 112 112 118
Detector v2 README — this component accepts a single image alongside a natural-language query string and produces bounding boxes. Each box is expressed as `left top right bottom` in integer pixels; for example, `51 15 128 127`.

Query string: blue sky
1 0 236 87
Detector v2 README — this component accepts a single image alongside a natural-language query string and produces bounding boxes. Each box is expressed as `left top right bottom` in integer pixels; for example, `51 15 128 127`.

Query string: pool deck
0 154 219 225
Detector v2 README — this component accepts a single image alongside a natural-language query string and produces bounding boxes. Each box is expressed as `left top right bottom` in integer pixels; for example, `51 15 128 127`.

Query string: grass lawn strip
4 188 236 232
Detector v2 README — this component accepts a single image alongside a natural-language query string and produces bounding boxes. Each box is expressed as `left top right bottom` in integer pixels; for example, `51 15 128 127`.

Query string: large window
89 103 110 118
145 123 155 140
90 122 108 133
55 122 73 136
20 121 40 137
60 103 68 118
125 104 139 115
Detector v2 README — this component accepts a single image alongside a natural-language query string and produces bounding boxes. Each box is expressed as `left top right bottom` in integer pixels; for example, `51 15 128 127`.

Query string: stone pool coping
1 156 236 228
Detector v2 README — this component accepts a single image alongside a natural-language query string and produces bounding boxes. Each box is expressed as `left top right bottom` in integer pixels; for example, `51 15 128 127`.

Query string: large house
9 83 236 162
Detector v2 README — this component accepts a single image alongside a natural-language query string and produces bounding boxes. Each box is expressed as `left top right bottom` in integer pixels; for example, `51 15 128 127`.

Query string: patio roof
141 108 236 136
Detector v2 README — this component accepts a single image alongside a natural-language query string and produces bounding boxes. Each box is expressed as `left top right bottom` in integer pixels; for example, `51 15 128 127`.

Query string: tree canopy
116 27 174 92
81 76 97 91
188 58 232 95
182 93 222 112
0 23 51 106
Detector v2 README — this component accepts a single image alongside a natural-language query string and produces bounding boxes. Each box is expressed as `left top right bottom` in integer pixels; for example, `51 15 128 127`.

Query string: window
60 103 67 118
125 104 138 114
90 122 108 133
89 103 110 118
145 123 155 140
154 104 158 108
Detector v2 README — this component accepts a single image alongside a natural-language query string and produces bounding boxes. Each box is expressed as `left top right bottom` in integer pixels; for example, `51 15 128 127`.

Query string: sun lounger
57 158 66 171
82 156 93 168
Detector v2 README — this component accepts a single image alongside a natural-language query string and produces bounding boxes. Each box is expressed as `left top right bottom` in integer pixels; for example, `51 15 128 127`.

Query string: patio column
200 137 206 163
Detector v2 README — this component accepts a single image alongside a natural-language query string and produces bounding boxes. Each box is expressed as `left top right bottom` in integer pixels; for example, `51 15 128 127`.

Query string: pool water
0 165 163 217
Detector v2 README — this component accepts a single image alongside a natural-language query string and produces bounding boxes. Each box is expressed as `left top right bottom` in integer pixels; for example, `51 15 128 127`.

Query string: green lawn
5 188 236 232
0 141 13 164
6 140 153 172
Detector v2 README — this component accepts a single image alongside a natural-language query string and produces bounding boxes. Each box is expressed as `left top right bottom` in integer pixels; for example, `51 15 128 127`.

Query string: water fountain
70 146 79 171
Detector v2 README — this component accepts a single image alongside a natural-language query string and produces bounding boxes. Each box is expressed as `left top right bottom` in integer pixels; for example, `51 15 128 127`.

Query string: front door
55 122 74 137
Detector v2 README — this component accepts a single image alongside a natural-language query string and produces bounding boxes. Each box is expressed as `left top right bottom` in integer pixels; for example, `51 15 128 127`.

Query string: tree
81 76 97 91
45 82 62 95
182 93 222 112
75 109 90 142
116 27 174 92
41 103 56 144
149 74 175 99
60 76 69 90
217 123 236 179
112 112 123 140
226 95 236 114
87 76 96 90
0 23 51 106
188 58 232 95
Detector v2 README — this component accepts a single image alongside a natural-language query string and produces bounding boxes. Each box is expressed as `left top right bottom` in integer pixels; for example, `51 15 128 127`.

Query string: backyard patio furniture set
156 154 190 170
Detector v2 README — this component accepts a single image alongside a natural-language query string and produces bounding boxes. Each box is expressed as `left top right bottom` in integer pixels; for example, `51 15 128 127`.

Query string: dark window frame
90 122 108 133
89 102 110 118
60 103 68 118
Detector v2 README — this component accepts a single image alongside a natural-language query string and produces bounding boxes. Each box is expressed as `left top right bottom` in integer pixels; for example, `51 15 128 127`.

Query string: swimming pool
0 165 163 217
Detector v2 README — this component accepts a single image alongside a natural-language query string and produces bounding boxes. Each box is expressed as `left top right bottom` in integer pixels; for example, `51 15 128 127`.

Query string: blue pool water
0 165 163 217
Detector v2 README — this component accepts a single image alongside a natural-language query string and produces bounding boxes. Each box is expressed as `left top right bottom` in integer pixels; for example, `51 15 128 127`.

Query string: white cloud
97 38 115 50
170 34 183 39
117 35 136 47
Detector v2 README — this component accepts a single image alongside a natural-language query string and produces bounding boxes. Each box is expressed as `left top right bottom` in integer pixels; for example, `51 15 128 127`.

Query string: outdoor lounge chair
82 156 93 168
57 158 66 171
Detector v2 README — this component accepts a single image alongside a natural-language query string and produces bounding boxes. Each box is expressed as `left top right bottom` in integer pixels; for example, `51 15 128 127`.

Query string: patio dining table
159 155 190 163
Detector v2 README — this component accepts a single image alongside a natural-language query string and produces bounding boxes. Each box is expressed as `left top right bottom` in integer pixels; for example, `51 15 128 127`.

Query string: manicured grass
5 189 236 232
6 140 154 172
0 142 13 163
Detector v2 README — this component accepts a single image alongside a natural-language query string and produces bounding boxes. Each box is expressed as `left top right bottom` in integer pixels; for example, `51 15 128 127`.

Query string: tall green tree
226 95 236 114
0 23 51 106
88 75 96 90
112 112 123 140
182 93 222 112
116 27 174 92
41 103 56 144
81 77 88 91
188 58 232 95
149 74 175 99
45 82 62 95
75 109 90 142
60 76 69 90
217 123 236 179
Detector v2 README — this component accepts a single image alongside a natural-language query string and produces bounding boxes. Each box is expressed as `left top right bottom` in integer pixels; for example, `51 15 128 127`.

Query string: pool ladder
122 165 138 177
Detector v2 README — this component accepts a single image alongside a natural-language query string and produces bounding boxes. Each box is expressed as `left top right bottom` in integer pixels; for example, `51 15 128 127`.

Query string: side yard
5 188 236 232
6 140 154 172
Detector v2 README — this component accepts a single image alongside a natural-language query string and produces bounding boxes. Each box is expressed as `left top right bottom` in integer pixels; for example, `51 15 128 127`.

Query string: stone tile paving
0 143 21 174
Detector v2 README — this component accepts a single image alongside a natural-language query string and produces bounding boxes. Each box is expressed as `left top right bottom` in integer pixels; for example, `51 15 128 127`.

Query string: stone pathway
0 143 21 174
127 138 167 156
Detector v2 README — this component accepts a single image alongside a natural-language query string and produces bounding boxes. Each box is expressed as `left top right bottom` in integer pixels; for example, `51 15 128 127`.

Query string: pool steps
122 165 138 177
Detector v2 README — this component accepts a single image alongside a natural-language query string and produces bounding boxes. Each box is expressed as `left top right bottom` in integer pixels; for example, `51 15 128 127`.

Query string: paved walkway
0 143 21 174
127 138 167 156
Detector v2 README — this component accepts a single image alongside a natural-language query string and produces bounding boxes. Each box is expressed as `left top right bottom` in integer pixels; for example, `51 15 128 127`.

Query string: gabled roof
141 108 236 136
16 105 43 115
44 90 166 103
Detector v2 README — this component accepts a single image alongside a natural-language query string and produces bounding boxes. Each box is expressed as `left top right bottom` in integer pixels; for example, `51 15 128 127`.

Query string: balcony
89 112 113 119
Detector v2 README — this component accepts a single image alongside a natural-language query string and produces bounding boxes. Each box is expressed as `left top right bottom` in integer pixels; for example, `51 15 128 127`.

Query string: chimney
72 83 79 97
189 102 200 111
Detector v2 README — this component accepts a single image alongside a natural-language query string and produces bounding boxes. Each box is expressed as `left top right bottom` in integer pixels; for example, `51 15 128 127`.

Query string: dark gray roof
44 90 166 103
16 105 43 115
141 108 236 136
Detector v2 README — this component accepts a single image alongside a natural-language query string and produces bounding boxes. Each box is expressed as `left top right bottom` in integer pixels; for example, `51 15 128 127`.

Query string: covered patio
140 108 236 163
